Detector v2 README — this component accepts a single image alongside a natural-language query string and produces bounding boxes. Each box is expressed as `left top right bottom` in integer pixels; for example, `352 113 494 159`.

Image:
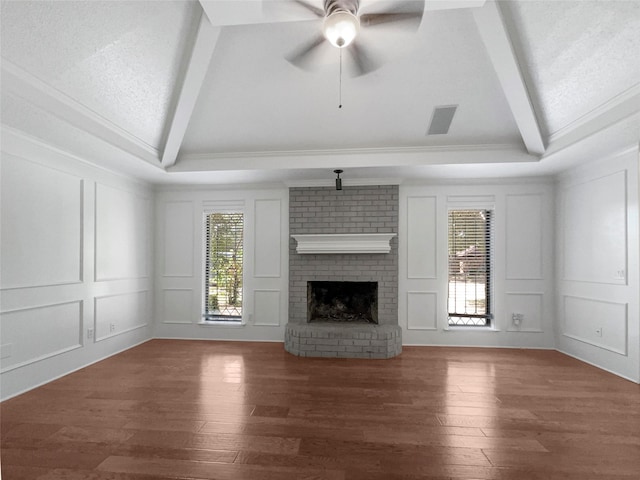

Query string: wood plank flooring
2 340 639 479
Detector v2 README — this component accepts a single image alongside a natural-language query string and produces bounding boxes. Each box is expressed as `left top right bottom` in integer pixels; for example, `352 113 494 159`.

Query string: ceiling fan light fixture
334 169 343 190
323 11 359 48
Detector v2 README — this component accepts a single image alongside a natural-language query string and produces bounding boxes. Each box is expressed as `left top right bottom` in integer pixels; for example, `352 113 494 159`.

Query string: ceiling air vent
426 105 458 135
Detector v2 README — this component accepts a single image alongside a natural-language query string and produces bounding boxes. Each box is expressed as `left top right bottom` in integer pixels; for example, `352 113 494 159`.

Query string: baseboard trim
555 348 639 384
152 336 283 343
0 338 152 402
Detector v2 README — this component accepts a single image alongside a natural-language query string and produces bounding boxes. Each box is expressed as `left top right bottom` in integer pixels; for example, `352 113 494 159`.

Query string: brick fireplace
285 185 401 358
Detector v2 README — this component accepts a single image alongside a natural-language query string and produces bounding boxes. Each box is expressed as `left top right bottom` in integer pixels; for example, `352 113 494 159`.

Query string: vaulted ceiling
1 0 638 185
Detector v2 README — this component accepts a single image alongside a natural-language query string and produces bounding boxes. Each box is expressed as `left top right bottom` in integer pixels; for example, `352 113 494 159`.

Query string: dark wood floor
1 340 639 479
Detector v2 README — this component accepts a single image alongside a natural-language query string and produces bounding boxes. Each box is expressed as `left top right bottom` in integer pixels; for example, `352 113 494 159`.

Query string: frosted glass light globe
323 11 360 48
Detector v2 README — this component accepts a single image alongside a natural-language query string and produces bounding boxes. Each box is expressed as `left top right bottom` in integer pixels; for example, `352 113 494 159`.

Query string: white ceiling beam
199 0 332 26
161 13 221 169
170 144 540 172
472 0 546 156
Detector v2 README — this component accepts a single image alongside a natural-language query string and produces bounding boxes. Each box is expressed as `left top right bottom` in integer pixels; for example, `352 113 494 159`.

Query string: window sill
198 320 245 328
443 326 501 332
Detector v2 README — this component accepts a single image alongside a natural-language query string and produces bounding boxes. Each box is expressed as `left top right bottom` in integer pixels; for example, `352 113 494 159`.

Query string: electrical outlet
595 327 602 337
110 323 116 333
87 328 94 340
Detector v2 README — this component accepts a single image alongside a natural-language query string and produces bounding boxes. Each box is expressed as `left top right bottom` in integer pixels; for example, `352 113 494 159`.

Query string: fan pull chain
338 48 342 109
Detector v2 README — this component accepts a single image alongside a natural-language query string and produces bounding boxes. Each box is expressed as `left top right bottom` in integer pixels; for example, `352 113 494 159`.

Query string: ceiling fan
284 0 426 77
198 1 487 77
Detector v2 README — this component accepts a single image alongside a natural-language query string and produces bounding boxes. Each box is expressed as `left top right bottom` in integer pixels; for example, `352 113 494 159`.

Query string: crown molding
401 175 556 186
0 125 154 188
545 108 640 156
548 83 640 144
1 60 161 167
542 84 640 159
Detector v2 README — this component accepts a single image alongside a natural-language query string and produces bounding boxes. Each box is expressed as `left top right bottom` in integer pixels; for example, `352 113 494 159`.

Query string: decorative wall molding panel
0 154 83 290
407 196 437 279
163 201 194 277
505 292 543 332
0 301 83 373
506 194 543 280
253 289 281 327
561 170 627 285
563 295 628 355
254 199 282 277
94 290 149 342
407 292 438 331
162 289 194 324
95 183 151 282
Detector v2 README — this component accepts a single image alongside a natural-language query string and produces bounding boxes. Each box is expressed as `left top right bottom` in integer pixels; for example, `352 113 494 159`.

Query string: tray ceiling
1 0 638 185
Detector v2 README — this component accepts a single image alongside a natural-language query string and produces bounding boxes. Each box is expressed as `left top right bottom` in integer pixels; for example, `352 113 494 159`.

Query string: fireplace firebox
307 281 378 324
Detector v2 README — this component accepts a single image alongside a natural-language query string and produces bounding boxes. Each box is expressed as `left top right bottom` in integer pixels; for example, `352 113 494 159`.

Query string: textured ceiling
0 0 638 184
1 0 200 149
501 0 640 137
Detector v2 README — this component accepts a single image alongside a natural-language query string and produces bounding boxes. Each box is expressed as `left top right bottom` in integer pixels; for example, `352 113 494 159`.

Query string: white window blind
204 212 243 321
447 209 493 326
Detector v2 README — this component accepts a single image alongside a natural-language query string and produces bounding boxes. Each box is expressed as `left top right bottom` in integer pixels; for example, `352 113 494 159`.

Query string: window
204 212 243 322
447 209 493 326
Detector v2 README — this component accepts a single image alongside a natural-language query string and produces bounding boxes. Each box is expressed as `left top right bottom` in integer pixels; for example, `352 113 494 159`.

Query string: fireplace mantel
292 233 396 254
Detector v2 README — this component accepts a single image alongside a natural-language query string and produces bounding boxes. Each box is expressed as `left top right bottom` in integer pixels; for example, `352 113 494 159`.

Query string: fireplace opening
307 281 378 324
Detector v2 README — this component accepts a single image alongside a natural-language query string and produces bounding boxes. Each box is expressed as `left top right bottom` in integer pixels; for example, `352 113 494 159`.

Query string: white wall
555 147 639 382
154 186 289 341
0 130 153 400
2 126 637 399
399 180 555 349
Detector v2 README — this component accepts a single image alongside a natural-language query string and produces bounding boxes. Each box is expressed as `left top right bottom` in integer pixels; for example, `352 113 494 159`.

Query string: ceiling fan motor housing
324 0 359 16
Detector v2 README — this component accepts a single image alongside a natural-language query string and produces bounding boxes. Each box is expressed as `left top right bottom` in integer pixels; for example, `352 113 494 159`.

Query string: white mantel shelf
292 233 397 254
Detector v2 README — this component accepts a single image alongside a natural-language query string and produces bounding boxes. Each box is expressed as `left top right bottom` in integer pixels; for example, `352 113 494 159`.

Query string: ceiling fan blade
347 41 380 77
291 0 325 18
360 1 424 29
286 33 327 70
262 0 325 24
423 0 485 11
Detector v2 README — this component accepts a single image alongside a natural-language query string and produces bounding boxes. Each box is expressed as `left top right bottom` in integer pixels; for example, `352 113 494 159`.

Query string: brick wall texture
288 185 399 326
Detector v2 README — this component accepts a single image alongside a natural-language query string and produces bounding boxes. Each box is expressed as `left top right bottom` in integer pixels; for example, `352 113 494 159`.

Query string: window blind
447 209 492 326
